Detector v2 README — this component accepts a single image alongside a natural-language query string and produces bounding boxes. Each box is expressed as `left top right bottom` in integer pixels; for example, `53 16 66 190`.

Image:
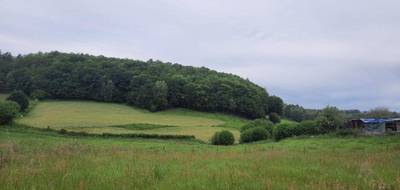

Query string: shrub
335 128 360 137
59 128 67 134
269 112 281 124
240 119 274 134
273 123 299 141
297 120 322 135
316 106 345 132
31 89 48 100
7 90 29 111
211 130 235 145
240 127 269 143
0 101 20 124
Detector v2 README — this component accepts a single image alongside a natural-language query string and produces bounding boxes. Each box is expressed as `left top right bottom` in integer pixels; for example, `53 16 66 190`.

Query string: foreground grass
16 101 246 142
0 125 399 190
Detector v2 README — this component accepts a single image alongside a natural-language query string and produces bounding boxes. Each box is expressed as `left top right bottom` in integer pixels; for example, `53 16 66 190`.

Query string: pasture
16 101 246 142
0 125 399 190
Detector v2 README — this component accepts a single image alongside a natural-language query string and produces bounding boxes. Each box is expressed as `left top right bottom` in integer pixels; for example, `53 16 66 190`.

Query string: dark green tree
269 112 281 124
211 130 235 145
267 96 284 115
0 101 20 124
283 104 306 122
7 90 29 111
316 106 345 132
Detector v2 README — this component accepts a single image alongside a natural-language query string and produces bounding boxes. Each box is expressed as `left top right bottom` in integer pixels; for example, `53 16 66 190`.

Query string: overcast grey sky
1 0 399 111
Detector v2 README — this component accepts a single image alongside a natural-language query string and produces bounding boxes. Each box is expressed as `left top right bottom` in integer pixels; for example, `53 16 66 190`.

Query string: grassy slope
0 125 399 190
16 101 247 142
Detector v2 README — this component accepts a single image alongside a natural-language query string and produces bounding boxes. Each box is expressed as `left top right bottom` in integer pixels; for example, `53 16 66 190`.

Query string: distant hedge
240 127 270 143
57 128 195 140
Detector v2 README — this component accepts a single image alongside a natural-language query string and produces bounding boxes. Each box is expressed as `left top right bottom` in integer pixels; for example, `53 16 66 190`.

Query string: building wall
362 123 386 134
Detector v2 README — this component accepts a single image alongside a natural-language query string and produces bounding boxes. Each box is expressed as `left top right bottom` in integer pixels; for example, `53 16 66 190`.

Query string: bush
240 119 274 134
269 112 281 124
0 101 20 124
335 128 360 137
297 120 322 135
7 90 29 111
316 106 345 132
56 129 196 140
211 130 235 145
240 127 270 143
273 123 299 141
31 89 48 100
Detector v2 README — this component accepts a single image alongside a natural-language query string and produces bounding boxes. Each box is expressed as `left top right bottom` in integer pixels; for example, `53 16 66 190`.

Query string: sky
0 0 399 111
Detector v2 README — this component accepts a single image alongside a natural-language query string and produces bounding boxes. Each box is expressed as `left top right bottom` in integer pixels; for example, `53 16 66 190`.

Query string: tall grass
1 126 399 190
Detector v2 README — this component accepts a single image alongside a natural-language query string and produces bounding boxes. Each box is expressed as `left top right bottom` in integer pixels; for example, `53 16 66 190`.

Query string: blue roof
360 118 386 124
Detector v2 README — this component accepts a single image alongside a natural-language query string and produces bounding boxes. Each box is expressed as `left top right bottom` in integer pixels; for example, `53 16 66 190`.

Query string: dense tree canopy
0 51 281 118
7 90 29 111
0 100 20 124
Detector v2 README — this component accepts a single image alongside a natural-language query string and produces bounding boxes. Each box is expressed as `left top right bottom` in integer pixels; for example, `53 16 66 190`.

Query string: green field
0 125 399 190
16 101 247 142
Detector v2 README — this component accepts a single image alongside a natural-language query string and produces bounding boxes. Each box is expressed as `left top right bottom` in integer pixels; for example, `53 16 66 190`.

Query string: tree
133 81 169 112
365 107 395 118
0 51 281 119
211 130 235 145
151 81 169 111
101 80 115 101
7 90 29 111
0 101 20 124
267 96 284 115
283 104 306 122
6 69 33 94
316 106 345 132
269 112 281 124
30 89 48 100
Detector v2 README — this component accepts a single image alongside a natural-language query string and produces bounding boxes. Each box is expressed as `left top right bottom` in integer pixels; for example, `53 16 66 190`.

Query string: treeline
0 51 284 118
283 104 399 122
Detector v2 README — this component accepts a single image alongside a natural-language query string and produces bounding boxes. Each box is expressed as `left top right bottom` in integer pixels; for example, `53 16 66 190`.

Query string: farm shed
350 118 400 134
385 118 400 132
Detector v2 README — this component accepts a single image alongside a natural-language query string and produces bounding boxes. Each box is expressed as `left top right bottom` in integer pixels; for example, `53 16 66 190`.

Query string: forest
0 51 283 119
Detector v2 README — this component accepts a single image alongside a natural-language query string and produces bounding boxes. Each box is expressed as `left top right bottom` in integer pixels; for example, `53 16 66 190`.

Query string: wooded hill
0 51 283 118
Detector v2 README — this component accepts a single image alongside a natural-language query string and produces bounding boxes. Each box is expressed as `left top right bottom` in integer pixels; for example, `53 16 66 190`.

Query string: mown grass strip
109 123 176 130
3 124 197 141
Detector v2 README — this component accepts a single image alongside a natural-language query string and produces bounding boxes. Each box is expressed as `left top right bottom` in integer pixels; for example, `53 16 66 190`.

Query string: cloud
0 0 399 111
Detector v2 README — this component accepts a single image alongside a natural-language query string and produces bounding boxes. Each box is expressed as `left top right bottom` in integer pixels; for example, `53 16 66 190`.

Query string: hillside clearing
16 101 246 142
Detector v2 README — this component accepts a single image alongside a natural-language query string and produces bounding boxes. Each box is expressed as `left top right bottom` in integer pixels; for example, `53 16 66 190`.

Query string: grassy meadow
0 125 399 190
16 101 247 142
